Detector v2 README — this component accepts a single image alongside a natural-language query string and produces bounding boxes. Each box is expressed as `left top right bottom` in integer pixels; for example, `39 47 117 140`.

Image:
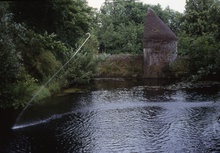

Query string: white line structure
12 33 91 130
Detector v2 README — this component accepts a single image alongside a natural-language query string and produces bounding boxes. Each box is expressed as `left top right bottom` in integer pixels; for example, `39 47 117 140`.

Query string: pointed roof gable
143 8 177 44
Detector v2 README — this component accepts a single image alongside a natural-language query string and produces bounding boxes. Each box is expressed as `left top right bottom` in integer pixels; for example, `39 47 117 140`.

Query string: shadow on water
1 79 220 152
0 109 21 135
12 79 176 129
12 33 91 130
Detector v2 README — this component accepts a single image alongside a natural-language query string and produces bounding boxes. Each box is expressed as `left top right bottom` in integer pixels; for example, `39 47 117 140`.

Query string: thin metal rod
13 33 91 129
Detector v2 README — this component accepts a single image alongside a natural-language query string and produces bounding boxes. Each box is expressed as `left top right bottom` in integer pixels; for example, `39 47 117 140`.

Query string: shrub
178 34 220 80
0 10 25 108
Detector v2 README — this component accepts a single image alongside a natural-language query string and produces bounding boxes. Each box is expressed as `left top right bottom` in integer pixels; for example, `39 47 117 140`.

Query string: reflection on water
1 80 220 152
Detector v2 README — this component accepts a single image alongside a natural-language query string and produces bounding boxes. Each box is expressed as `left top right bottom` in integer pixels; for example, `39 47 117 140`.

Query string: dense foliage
1 0 220 108
9 0 94 47
178 0 220 80
94 0 181 54
95 0 220 80
0 1 98 108
0 3 23 107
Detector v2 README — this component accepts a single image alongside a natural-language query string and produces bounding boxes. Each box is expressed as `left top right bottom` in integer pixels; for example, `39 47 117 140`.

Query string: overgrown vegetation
96 54 143 78
95 0 220 81
1 0 220 108
178 0 220 81
95 0 181 54
0 1 98 108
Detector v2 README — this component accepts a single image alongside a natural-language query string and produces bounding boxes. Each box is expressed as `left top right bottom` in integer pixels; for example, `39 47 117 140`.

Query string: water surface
1 80 220 152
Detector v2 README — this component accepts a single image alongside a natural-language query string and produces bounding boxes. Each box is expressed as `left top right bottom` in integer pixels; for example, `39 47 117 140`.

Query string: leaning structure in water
143 8 177 78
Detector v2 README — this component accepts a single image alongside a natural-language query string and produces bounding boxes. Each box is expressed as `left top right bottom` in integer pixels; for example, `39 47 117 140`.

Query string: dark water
1 80 220 153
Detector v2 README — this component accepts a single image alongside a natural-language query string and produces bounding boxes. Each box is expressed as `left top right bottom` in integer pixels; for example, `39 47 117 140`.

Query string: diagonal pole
12 33 91 129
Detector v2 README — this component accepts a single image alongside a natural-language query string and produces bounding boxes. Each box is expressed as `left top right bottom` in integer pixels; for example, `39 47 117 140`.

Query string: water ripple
7 82 220 152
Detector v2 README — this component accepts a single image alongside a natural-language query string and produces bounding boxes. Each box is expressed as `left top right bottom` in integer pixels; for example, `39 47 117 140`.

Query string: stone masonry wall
143 41 177 78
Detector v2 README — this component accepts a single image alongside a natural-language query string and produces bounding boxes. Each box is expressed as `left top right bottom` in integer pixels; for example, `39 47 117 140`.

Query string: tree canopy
2 0 220 108
0 1 98 108
178 0 220 80
9 0 93 47
94 0 181 54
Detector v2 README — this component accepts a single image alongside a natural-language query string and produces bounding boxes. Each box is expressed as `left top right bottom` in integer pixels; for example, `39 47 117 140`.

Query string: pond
1 79 220 153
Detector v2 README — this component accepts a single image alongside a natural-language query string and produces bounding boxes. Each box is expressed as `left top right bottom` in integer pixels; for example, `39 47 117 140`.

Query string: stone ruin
143 8 177 78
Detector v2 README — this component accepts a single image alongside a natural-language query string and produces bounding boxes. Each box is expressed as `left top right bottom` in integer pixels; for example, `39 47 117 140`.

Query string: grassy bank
95 54 143 79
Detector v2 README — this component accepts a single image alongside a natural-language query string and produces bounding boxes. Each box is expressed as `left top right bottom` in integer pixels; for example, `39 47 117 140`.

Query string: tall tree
9 0 94 47
181 0 220 38
178 0 220 79
0 2 24 107
95 0 180 54
0 1 99 108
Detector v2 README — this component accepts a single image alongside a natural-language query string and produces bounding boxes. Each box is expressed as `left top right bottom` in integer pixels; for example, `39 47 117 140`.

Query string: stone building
143 8 177 78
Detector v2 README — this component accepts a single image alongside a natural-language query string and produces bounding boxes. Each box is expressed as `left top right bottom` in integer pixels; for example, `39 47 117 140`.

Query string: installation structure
143 8 177 78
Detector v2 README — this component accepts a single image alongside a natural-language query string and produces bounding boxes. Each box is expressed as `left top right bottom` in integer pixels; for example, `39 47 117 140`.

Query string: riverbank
95 54 189 79
4 53 220 110
95 54 143 78
1 79 220 152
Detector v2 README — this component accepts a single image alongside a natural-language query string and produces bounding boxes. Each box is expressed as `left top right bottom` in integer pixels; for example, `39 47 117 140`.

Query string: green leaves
178 0 220 80
0 9 25 108
95 1 146 54
66 52 99 85
95 0 181 54
182 0 220 36
0 1 98 108
10 0 93 48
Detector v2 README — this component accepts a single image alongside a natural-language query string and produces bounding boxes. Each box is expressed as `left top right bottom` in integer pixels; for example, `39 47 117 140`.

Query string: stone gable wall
143 41 177 78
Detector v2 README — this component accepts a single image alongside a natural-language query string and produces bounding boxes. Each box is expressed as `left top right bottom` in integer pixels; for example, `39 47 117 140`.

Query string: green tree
163 7 183 35
178 0 220 80
0 2 24 107
9 0 94 47
0 1 99 108
95 0 147 54
181 0 220 37
95 0 180 54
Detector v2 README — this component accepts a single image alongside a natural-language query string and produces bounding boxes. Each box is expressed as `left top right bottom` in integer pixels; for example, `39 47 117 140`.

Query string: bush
65 34 100 85
0 10 25 108
0 2 98 108
65 51 99 85
178 34 220 80
96 54 143 78
12 68 38 108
